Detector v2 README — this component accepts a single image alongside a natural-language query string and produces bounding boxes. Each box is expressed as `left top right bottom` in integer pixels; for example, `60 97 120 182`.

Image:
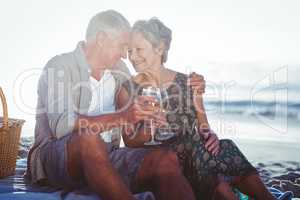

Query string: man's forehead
115 31 130 43
117 31 129 38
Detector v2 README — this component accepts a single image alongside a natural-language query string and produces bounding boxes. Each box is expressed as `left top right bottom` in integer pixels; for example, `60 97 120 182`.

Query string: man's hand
203 130 220 156
121 96 167 128
187 72 205 95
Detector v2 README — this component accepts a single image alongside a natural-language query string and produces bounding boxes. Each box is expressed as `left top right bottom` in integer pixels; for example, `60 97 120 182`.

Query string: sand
19 137 300 198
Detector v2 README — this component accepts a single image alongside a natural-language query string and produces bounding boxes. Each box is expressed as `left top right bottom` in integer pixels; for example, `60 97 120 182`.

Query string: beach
18 134 300 198
16 100 300 197
236 139 300 198
15 99 300 198
208 109 300 198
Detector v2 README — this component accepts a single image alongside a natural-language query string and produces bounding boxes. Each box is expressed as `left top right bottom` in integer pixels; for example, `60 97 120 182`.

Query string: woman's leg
233 173 276 200
171 140 217 200
213 181 239 200
171 136 240 200
177 132 274 200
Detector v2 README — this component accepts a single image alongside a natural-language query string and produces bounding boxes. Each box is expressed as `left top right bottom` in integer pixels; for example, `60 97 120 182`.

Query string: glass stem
150 119 155 142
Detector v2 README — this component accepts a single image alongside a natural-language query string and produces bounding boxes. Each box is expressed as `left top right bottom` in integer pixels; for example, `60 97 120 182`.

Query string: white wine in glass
155 88 176 141
141 86 162 146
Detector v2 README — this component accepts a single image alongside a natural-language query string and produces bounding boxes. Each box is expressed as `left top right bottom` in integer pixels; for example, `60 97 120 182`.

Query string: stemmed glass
141 86 175 145
155 88 176 141
141 86 162 145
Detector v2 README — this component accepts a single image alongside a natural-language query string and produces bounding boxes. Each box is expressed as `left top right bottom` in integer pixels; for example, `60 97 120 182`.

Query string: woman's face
128 32 162 73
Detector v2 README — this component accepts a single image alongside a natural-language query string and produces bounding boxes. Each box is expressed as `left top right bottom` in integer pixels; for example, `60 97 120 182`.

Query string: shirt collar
74 41 92 74
89 69 113 83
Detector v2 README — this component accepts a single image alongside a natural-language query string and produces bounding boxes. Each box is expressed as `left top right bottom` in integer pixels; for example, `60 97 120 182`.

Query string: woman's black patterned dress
123 72 257 200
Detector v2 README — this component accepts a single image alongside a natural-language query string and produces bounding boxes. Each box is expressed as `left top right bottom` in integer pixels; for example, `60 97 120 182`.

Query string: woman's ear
155 42 165 56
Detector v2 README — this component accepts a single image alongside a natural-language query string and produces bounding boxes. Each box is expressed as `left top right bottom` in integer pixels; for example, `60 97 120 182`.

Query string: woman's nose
129 50 137 61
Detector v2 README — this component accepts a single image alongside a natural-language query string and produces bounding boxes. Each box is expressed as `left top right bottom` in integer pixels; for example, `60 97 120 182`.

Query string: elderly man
26 10 195 200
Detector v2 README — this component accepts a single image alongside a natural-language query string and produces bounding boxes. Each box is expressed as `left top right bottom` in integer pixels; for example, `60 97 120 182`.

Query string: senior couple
26 10 276 200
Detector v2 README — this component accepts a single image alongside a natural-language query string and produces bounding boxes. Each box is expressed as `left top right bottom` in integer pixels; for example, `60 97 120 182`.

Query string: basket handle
0 87 9 130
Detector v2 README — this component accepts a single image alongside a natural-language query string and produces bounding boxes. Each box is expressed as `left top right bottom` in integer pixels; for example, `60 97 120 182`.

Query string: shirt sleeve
40 58 78 139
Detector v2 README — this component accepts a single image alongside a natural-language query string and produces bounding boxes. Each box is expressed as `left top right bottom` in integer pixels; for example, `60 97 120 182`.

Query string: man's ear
95 31 107 48
155 42 165 56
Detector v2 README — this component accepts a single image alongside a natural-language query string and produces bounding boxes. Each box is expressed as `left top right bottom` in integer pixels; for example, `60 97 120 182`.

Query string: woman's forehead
130 32 151 46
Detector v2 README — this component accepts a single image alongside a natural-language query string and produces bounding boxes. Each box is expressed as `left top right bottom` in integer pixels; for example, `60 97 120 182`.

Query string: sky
0 0 299 136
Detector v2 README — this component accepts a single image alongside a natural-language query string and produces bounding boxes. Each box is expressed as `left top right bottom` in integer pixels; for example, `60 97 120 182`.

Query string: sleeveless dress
123 72 257 200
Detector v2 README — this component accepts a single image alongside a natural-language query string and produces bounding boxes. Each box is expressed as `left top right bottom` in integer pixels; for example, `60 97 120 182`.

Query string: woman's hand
204 130 220 156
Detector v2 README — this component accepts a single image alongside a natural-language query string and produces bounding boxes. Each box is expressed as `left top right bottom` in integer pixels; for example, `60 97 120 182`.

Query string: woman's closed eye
128 48 143 55
136 47 144 53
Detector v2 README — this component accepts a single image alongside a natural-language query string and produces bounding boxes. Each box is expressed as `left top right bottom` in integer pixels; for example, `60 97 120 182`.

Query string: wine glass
141 86 162 145
155 88 176 141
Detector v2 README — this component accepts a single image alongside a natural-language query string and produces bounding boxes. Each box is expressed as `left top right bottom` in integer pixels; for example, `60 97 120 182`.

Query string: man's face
101 31 129 69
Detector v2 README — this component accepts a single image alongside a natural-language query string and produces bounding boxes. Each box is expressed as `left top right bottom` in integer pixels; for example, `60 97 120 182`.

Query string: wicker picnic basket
0 87 25 178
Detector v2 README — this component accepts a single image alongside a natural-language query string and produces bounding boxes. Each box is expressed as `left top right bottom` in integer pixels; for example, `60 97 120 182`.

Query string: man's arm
41 58 78 139
116 86 164 147
44 63 129 137
188 72 220 155
73 111 126 135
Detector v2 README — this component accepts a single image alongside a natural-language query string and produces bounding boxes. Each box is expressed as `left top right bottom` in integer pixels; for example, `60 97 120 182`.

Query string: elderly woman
117 18 276 200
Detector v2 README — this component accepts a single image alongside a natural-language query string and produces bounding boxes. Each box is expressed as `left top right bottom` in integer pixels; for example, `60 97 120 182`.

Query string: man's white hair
86 10 130 41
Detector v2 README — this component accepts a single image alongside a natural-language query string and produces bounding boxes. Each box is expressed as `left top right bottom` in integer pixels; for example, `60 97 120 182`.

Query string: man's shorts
40 134 151 192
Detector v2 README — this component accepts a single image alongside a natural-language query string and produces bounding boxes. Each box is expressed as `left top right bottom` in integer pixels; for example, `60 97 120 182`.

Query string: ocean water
205 100 300 122
205 99 300 143
202 81 300 143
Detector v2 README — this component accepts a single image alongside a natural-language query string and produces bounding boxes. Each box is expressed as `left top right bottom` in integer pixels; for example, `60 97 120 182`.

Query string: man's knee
68 131 108 160
66 131 110 180
148 150 181 177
